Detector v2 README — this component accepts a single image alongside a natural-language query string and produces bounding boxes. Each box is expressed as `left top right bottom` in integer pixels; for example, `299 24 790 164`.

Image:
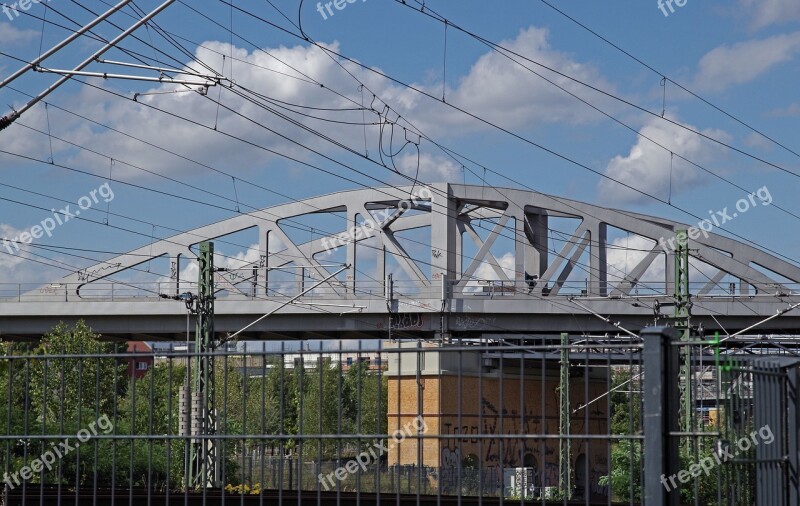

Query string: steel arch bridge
2 183 799 340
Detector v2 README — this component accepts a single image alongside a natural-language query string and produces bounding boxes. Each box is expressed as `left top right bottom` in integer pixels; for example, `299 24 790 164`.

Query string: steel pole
0 0 177 131
0 0 133 91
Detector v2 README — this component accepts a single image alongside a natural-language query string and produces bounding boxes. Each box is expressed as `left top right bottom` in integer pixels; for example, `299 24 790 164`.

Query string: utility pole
558 332 572 499
672 230 692 432
189 241 218 488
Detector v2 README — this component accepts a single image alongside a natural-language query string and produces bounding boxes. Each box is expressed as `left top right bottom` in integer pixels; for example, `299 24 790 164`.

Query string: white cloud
693 33 800 92
0 224 27 270
740 0 800 29
606 235 663 285
4 28 614 181
0 223 64 284
743 132 775 151
767 102 800 117
436 27 616 132
0 103 87 166
394 152 461 183
0 21 38 46
163 242 262 293
463 252 515 292
606 235 718 291
598 117 729 205
217 243 262 269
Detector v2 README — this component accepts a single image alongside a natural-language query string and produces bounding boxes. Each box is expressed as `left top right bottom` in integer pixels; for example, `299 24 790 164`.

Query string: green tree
599 369 643 502
342 361 387 452
1 321 128 488
262 360 301 454
28 321 127 428
301 359 341 458
0 341 34 478
115 360 189 489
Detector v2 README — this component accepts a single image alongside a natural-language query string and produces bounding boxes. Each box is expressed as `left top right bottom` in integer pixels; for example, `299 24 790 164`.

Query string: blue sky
0 0 799 290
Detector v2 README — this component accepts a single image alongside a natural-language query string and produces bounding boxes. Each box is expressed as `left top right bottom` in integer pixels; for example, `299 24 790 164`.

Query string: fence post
787 366 800 506
642 326 681 506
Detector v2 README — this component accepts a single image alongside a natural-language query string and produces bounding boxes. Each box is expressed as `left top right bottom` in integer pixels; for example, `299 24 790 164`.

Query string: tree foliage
1 324 389 491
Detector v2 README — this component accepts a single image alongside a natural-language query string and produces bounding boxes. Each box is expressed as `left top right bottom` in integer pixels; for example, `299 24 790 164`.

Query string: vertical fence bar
788 365 800 506
643 326 680 506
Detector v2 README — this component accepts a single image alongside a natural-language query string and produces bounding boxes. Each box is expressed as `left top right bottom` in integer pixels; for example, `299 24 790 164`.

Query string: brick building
126 341 153 380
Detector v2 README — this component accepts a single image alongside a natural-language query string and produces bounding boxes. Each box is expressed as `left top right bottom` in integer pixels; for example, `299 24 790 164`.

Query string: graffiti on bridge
391 313 426 330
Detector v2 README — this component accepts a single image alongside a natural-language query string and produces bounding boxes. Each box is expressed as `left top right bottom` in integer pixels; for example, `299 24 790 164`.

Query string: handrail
1 279 797 303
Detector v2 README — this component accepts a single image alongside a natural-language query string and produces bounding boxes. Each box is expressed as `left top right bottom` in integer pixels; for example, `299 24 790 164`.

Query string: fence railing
2 325 797 504
1 332 646 504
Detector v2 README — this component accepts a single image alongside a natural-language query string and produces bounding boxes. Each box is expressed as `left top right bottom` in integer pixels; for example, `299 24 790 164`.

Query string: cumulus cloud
598 117 728 205
0 22 38 46
437 27 617 131
0 223 64 284
2 27 614 182
606 235 663 285
693 33 800 92
605 234 717 290
740 0 800 29
462 252 515 292
393 152 462 183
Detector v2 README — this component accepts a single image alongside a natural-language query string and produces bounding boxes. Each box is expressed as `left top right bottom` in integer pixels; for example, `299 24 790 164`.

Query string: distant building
126 341 153 379
237 350 388 378
151 342 387 377
282 351 386 371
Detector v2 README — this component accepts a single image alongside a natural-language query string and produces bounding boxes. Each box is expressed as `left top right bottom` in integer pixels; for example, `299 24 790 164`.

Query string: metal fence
1 324 798 505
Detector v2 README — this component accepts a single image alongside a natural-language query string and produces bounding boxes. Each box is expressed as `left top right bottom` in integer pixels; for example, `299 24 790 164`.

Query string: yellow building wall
388 373 610 499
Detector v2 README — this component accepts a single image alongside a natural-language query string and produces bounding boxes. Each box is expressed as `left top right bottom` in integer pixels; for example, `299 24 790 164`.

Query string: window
135 362 148 371
346 357 353 366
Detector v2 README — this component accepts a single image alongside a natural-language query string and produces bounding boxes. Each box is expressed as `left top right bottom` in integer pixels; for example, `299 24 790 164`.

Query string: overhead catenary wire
392 0 800 184
180 0 800 297
0 2 792 364
223 0 800 273
17 0 800 260
1 1 792 322
1 12 792 352
0 0 134 91
0 56 780 308
0 0 179 131
0 90 772 316
537 0 800 163
15 2 796 284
